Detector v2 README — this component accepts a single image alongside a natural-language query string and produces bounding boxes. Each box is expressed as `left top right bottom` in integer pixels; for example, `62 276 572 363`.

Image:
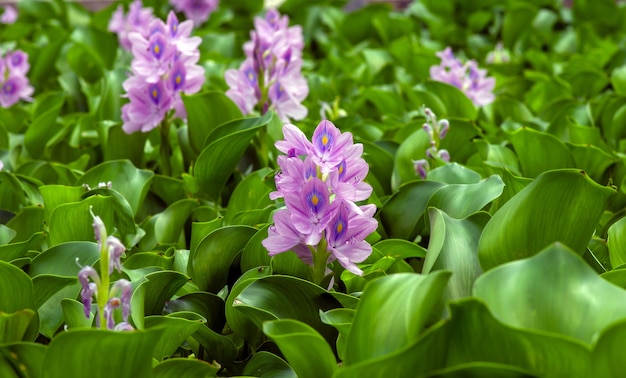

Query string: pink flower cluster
0 4 17 24
0 50 34 108
225 9 308 122
118 11 205 133
170 0 219 27
262 120 377 276
430 47 496 106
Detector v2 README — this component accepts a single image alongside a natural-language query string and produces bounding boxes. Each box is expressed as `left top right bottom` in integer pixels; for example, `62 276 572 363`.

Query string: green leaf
189 226 257 293
47 196 114 246
61 298 94 329
422 81 478 119
611 66 626 96
335 299 591 378
194 112 272 201
234 275 342 346
29 242 100 277
478 169 614 270
426 163 482 185
0 172 27 213
165 292 225 332
608 217 626 268
183 91 243 155
263 319 337 378
23 93 65 159
153 358 220 378
509 128 576 178
5 207 45 243
0 342 46 378
32 275 76 309
144 315 204 361
0 260 34 312
373 239 427 259
242 351 296 378
343 271 451 365
42 329 162 378
428 175 504 219
0 310 36 343
131 270 189 329
423 210 488 300
567 143 615 182
224 168 273 225
475 243 626 344
77 160 154 216
140 199 198 250
379 180 445 240
224 266 272 345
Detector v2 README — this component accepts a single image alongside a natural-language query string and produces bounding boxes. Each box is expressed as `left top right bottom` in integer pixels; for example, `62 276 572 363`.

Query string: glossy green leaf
0 342 46 378
224 168 273 225
77 160 154 216
61 298 94 329
0 261 34 312
0 310 36 343
29 242 100 277
344 271 451 365
424 209 488 300
373 239 427 259
32 275 76 309
23 93 65 159
263 319 337 378
426 163 482 185
153 358 220 378
234 275 341 346
194 112 272 201
225 266 272 345
422 81 478 119
0 172 27 213
428 175 504 219
478 169 614 270
335 299 591 378
608 217 626 268
144 315 204 361
567 143 615 182
242 351 296 378
475 243 626 343
165 292 225 332
42 329 162 378
47 196 114 246
190 226 257 293
131 270 189 329
379 180 445 240
509 128 575 178
5 207 45 243
183 91 243 155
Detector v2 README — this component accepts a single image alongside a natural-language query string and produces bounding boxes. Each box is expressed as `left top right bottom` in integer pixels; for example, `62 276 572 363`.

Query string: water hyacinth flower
412 108 450 179
108 0 155 51
430 47 496 106
120 11 205 134
0 50 34 108
225 9 308 122
0 5 17 24
262 120 377 281
170 0 219 27
77 210 133 331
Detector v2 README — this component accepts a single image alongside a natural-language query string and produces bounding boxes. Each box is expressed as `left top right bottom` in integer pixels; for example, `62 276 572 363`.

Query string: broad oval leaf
478 169 614 270
475 243 626 344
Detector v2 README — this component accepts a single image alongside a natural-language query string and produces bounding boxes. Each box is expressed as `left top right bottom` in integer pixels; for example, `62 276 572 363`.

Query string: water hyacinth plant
3 0 626 376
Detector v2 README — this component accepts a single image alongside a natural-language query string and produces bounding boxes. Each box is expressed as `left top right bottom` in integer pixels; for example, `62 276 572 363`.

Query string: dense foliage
2 0 626 376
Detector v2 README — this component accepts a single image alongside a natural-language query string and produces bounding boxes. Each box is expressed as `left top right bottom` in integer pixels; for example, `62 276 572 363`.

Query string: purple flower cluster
262 120 377 277
170 0 219 27
78 211 133 331
225 9 308 122
119 11 205 133
0 50 34 108
430 47 496 107
108 0 155 51
413 108 450 179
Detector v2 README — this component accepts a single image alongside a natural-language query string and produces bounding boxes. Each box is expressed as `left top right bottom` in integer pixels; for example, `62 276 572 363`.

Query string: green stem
97 230 110 330
160 118 172 177
310 237 331 286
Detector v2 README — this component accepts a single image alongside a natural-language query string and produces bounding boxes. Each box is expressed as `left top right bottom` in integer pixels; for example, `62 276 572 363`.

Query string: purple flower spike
108 0 155 51
413 159 430 179
430 47 496 107
111 279 133 321
226 8 308 122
